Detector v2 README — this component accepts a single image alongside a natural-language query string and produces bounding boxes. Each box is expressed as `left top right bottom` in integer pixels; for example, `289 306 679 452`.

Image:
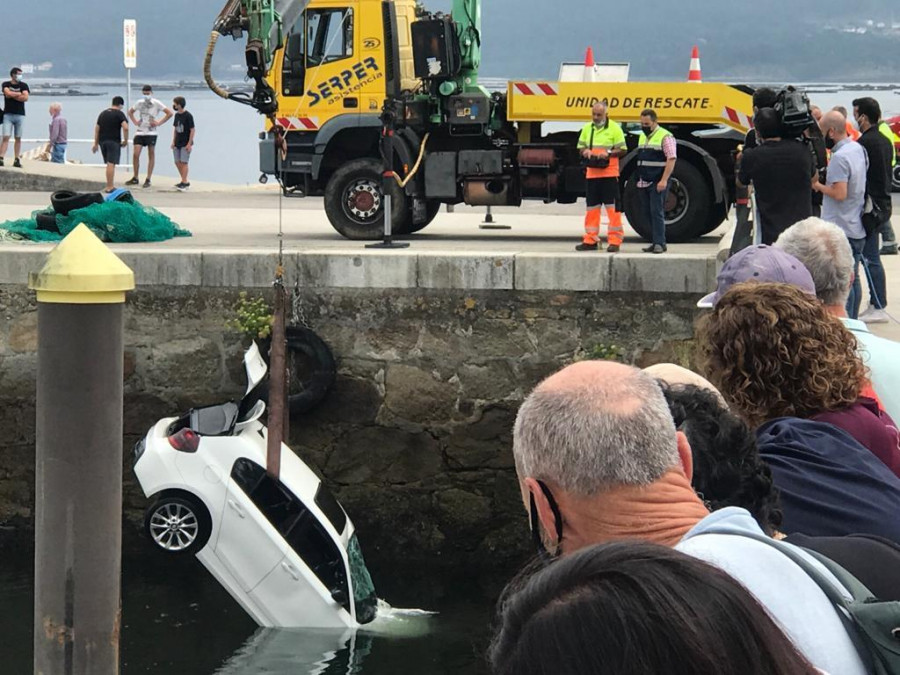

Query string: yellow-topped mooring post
29 224 134 675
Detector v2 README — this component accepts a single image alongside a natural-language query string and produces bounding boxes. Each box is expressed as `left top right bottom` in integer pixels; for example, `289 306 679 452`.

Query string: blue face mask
143 94 152 102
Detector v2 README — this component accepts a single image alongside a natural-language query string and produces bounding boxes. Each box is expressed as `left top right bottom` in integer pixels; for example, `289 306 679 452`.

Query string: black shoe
125 177 139 186
0 157 4 167
13 157 22 168
575 243 598 252
643 244 666 254
881 244 898 256
143 179 151 188
607 244 620 253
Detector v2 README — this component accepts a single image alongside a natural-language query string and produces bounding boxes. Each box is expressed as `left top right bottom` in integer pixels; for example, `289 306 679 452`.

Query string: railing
18 138 133 165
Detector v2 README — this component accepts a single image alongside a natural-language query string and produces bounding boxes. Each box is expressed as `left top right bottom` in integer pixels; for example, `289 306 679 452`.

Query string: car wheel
324 158 411 240
892 163 900 193
144 494 211 555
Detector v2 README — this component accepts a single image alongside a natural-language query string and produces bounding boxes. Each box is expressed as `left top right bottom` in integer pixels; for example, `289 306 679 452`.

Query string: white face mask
143 94 152 102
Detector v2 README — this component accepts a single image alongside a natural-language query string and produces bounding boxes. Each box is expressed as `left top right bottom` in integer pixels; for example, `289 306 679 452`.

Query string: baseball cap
697 244 816 308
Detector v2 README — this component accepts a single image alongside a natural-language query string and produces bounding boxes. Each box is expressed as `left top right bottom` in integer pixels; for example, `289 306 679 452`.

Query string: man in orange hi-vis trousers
577 101 627 252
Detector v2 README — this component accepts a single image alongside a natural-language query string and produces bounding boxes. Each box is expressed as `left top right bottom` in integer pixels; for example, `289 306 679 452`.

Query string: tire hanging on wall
261 325 336 415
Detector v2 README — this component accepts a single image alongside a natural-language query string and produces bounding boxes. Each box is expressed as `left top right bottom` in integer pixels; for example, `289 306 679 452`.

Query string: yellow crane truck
208 0 755 242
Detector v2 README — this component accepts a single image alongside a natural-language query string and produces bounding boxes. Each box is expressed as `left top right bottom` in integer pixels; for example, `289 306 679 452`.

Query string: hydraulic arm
205 0 310 117
451 0 482 92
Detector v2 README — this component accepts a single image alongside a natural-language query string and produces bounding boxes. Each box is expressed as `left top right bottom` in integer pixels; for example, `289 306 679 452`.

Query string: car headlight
133 438 146 465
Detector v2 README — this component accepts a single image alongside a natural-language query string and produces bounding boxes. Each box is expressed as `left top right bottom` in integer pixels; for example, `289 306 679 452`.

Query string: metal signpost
124 19 137 111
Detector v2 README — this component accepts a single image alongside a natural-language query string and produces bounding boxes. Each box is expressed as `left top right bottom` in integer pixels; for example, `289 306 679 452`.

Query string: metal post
266 281 287 480
751 190 762 246
479 204 512 230
126 69 132 113
367 100 409 250
29 224 134 675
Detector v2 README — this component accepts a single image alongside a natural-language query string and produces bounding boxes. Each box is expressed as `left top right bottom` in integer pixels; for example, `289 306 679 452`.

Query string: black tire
401 199 442 235
144 493 212 556
260 325 336 415
35 211 60 232
324 158 411 240
892 163 900 193
50 190 104 216
624 161 712 243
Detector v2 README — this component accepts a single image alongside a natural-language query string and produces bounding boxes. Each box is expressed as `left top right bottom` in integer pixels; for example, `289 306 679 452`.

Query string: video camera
774 86 815 137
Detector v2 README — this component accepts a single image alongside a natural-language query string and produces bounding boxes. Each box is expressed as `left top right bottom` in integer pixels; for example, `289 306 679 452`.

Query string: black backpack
704 527 900 674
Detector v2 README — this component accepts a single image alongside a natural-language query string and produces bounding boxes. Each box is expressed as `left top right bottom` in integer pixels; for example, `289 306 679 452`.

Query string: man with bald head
576 101 627 252
511 360 867 674
814 110 869 317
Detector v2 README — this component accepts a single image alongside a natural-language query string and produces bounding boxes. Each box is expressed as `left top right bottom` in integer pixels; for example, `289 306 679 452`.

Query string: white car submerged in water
133 343 378 628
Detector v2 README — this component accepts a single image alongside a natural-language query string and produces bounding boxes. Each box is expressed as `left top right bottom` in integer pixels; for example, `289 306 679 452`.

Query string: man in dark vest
635 109 677 254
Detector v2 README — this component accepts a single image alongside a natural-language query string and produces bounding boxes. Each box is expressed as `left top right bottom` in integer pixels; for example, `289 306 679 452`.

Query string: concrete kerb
0 246 718 294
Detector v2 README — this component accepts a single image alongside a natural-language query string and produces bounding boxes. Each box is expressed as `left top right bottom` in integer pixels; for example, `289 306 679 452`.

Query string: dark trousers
638 184 667 246
847 237 865 319
731 203 753 255
863 219 888 309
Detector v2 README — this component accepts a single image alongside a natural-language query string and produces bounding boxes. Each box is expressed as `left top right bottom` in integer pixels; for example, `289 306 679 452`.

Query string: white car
133 342 378 628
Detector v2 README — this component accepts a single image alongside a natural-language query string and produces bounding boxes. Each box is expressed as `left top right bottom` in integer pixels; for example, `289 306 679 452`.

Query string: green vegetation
228 292 274 340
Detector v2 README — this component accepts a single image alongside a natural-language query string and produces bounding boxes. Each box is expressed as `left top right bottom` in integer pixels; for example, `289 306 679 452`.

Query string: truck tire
624 161 712 243
401 199 441 235
324 158 411 240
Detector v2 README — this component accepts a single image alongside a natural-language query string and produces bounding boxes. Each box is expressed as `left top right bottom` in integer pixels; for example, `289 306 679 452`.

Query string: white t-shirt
843 317 900 423
676 507 867 675
132 97 166 136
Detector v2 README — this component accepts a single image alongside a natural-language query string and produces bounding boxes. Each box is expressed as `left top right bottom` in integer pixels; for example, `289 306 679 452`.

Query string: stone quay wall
0 250 713 575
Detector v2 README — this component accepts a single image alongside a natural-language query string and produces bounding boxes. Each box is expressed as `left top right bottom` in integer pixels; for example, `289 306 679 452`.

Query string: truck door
280 6 373 130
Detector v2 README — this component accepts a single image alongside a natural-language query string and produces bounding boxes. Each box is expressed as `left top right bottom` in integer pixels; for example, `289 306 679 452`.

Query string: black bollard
29 224 134 675
479 205 511 230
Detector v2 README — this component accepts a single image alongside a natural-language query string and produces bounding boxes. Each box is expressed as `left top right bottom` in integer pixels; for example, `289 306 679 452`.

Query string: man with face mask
814 110 869 318
511 360 868 675
0 67 30 168
635 109 676 253
576 101 627 252
126 85 173 188
852 97 893 324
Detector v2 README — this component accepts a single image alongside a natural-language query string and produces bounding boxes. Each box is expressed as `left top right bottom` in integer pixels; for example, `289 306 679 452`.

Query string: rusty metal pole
266 280 287 480
29 224 135 675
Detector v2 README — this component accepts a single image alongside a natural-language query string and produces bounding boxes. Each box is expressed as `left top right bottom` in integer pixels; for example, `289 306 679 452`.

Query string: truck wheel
401 199 442 234
324 159 411 240
624 161 712 243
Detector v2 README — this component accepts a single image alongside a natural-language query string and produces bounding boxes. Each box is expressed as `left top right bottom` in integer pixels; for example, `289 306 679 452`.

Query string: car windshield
348 533 377 624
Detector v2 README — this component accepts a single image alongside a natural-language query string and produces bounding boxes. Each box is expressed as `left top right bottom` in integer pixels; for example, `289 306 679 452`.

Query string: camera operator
738 107 816 244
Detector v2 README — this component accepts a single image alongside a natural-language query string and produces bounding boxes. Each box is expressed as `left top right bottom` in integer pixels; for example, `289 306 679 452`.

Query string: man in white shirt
126 84 172 189
512 360 869 675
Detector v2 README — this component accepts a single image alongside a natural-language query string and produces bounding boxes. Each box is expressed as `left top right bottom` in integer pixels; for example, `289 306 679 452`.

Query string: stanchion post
479 204 512 230
367 100 409 250
29 224 135 675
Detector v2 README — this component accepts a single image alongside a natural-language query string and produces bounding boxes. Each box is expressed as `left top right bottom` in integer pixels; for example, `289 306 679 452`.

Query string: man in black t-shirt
1 67 30 168
170 96 195 191
738 108 816 245
92 97 130 193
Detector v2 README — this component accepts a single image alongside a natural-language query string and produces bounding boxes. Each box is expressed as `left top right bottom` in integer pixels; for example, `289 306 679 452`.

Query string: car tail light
168 429 200 453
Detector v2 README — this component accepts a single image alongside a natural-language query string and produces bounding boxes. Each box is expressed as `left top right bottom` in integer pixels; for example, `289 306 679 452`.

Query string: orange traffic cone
584 46 596 82
688 45 702 82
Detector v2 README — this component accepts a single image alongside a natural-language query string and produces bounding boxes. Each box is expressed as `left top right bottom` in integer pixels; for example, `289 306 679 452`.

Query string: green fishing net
0 200 191 243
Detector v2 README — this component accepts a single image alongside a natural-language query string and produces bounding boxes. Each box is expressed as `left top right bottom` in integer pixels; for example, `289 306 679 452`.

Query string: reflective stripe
639 160 668 167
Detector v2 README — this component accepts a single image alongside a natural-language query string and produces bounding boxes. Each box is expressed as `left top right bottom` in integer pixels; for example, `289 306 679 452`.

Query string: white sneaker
860 308 889 324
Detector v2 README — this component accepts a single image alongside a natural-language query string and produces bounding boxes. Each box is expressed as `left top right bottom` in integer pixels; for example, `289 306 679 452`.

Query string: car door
214 458 287 593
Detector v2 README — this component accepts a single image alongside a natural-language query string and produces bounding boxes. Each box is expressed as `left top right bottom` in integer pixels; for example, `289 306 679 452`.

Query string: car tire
892 163 900 193
35 211 60 232
259 325 336 415
144 493 212 556
624 161 712 243
50 190 104 216
324 158 411 240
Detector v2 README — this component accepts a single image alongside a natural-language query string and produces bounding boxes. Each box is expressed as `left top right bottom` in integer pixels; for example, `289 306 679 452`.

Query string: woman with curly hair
698 282 900 478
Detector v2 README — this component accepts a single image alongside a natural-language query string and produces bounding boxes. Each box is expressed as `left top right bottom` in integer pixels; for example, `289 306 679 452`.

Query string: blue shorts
2 113 25 138
173 146 191 163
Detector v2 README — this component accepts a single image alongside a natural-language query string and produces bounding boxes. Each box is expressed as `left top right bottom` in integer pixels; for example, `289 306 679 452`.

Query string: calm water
0 532 502 674
17 81 900 185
